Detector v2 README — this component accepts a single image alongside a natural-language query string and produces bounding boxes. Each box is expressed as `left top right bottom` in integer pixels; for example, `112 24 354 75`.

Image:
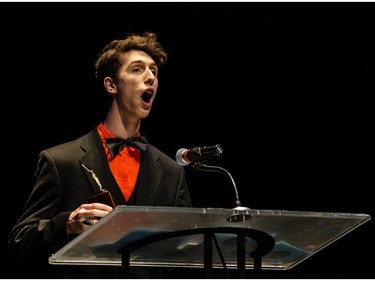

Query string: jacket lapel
79 128 127 205
134 147 162 206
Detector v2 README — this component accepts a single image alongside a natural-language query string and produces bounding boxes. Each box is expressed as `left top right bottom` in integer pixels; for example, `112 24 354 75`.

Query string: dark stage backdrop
1 2 373 278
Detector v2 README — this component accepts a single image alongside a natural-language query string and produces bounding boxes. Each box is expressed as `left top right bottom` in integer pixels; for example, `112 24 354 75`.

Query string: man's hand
67 203 113 234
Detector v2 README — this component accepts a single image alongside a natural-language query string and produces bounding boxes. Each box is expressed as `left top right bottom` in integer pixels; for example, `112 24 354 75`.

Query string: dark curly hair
95 32 168 83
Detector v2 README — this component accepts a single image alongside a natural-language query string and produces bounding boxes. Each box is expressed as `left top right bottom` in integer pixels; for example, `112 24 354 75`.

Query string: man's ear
104 77 116 94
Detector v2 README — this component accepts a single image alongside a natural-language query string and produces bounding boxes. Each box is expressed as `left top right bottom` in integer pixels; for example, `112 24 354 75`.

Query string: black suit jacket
8 127 191 277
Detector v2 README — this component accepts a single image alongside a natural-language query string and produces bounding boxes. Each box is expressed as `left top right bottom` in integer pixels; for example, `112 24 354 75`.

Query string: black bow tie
105 136 148 157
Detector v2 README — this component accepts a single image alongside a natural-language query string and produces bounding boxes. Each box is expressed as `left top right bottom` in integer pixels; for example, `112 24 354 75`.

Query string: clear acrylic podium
49 206 370 277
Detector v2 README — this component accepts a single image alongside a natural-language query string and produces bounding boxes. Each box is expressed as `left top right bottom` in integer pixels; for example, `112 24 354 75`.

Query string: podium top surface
49 206 370 270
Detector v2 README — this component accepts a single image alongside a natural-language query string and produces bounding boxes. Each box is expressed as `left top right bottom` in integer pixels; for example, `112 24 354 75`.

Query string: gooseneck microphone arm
193 162 252 222
176 144 251 221
193 162 242 207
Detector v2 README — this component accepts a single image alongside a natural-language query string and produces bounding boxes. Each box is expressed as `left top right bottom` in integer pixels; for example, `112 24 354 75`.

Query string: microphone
176 144 223 166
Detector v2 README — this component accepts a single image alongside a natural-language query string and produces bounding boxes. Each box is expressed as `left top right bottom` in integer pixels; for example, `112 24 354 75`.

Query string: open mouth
141 91 153 103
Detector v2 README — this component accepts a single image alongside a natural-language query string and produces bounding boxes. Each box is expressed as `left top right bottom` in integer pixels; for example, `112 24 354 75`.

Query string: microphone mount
193 162 252 222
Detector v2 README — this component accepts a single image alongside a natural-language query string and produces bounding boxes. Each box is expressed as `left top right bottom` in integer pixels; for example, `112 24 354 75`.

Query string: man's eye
132 68 141 73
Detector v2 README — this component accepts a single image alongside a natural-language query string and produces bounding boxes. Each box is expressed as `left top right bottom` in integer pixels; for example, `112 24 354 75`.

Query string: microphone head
176 148 190 166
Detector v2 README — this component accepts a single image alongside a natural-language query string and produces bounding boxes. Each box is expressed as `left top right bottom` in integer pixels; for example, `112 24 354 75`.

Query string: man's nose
145 71 155 85
145 77 155 85
145 69 156 85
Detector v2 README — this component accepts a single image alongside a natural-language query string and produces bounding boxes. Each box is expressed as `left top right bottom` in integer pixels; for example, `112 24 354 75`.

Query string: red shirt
97 123 140 201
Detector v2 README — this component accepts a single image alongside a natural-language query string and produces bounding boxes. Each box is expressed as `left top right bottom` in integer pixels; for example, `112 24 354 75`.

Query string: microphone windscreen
176 148 189 166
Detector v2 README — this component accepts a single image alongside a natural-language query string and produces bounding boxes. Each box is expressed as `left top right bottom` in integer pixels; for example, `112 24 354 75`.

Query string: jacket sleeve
8 150 72 261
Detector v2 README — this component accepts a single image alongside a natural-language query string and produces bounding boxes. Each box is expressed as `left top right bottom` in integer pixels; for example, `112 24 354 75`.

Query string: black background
1 2 374 278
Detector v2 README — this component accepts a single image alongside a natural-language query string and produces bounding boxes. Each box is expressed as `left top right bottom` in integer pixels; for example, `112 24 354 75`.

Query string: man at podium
8 31 192 278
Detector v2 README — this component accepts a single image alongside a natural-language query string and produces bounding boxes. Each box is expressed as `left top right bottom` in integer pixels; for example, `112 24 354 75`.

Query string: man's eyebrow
129 60 158 68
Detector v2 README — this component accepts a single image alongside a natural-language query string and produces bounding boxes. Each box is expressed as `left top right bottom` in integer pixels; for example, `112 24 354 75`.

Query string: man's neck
103 103 141 139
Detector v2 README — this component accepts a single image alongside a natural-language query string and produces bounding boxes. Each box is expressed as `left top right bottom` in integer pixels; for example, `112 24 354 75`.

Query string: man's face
114 50 159 121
